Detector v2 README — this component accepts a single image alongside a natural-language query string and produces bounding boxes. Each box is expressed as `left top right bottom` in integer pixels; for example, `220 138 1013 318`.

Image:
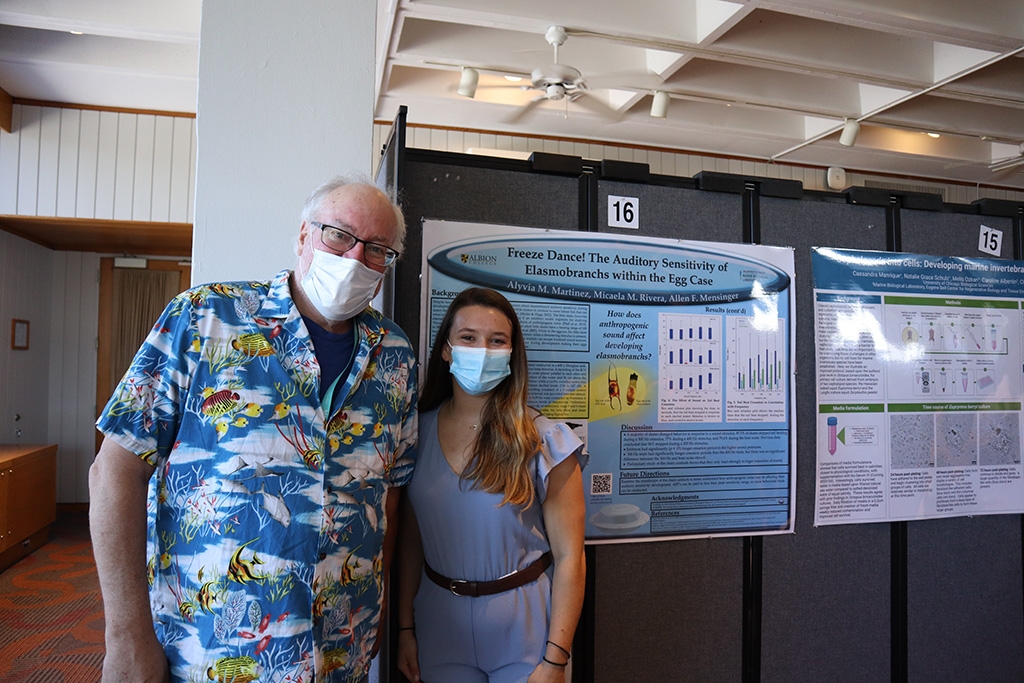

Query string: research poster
420 221 796 543
812 248 1024 526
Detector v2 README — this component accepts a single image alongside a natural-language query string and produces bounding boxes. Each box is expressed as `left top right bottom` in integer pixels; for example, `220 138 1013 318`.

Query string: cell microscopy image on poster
978 412 1021 466
935 413 978 467
890 414 935 469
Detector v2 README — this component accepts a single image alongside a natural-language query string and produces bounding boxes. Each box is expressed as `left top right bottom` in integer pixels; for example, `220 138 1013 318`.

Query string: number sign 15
608 195 639 229
978 224 1002 256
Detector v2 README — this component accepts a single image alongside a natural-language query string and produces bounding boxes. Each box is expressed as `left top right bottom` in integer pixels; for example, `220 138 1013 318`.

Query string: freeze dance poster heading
812 248 1024 526
420 221 797 543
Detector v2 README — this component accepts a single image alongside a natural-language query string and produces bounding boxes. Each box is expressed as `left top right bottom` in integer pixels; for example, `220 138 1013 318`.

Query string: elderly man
89 177 417 683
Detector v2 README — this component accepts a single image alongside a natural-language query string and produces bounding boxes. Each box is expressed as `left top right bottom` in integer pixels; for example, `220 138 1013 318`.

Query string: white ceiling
2 0 1023 190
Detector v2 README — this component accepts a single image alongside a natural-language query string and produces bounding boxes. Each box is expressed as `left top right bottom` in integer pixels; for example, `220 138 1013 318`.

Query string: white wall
191 0 377 285
0 232 53 443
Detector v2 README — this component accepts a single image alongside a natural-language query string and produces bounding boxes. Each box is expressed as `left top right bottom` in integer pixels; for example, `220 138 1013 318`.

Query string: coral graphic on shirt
325 411 366 454
275 408 324 471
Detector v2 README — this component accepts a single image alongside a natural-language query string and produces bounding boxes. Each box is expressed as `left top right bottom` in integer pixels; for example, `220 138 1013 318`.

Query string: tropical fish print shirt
96 270 418 683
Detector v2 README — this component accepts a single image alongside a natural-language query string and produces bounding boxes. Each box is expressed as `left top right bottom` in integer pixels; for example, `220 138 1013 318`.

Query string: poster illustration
812 247 1024 526
421 221 796 543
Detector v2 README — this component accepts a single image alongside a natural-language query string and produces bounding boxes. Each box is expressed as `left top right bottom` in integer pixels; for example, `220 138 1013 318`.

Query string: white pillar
191 0 375 284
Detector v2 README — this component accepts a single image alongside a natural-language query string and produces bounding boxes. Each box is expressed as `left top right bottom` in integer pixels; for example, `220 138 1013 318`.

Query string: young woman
397 287 587 683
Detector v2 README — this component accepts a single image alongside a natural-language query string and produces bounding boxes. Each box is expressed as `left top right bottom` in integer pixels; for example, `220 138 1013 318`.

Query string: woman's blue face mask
447 342 512 396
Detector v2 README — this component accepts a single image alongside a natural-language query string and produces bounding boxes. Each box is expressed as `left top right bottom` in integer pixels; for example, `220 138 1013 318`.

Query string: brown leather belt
424 551 552 597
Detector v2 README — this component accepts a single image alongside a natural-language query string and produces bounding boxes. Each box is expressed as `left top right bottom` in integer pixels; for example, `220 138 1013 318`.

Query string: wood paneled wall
0 105 196 222
47 252 101 504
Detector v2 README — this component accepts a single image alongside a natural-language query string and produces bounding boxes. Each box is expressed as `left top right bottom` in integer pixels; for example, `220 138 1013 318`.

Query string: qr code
590 473 613 495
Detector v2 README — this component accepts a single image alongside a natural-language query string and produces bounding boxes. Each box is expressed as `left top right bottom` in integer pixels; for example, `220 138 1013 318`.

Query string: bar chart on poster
658 312 722 423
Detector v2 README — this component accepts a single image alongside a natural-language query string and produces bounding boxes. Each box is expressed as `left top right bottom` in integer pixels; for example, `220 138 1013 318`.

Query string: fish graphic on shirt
227 538 268 585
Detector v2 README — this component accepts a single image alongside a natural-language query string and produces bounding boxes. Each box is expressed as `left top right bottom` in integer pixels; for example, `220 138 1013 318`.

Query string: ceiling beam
0 215 192 256
0 85 12 132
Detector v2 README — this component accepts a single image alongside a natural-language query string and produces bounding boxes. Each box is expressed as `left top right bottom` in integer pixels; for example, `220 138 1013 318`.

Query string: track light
651 90 670 118
839 118 860 147
457 67 479 98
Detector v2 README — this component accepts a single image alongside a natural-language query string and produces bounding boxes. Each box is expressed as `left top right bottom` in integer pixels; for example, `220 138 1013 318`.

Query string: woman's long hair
420 288 540 507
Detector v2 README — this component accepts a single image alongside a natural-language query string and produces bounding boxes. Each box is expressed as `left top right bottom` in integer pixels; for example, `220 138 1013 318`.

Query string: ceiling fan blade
570 91 623 122
505 95 547 125
474 83 532 92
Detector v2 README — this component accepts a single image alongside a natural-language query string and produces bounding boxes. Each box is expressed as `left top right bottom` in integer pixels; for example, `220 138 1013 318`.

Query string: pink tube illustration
827 417 838 455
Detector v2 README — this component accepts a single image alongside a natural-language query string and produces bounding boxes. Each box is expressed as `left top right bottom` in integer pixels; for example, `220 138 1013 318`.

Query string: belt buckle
449 580 469 596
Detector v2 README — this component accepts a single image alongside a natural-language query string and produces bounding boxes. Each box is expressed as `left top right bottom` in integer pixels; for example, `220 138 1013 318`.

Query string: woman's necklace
448 399 479 431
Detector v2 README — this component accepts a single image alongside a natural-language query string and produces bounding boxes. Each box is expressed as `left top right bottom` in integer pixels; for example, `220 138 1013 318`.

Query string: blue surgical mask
448 342 512 396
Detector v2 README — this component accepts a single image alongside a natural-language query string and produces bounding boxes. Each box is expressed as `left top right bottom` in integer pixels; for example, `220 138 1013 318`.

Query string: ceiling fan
479 26 619 124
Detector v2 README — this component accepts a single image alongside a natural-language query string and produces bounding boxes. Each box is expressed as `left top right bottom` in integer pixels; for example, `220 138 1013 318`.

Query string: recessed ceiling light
926 132 940 138
504 75 522 82
69 30 83 35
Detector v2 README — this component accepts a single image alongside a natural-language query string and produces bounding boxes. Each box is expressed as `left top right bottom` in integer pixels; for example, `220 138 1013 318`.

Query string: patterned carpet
0 512 105 682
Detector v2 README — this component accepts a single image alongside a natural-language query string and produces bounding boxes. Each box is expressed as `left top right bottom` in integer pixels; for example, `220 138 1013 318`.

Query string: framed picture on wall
11 319 29 350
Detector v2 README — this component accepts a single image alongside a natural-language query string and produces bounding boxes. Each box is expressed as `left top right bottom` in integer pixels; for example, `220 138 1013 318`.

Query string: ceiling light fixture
504 75 522 82
651 90 670 118
457 67 479 98
926 132 941 138
839 118 860 147
69 30 83 35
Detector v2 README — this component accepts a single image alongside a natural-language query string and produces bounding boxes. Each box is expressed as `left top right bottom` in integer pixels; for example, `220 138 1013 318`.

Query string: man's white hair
297 175 406 257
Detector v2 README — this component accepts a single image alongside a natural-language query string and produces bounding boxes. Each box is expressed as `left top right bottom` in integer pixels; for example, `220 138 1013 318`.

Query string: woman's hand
397 630 421 682
526 659 566 683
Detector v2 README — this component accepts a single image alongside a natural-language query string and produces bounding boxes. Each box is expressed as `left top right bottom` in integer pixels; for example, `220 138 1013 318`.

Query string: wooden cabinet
0 444 58 572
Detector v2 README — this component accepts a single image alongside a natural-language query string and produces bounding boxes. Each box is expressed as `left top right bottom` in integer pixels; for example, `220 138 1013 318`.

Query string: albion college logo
460 253 498 265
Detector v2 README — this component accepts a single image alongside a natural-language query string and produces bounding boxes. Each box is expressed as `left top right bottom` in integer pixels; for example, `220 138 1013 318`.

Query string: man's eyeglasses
311 222 400 267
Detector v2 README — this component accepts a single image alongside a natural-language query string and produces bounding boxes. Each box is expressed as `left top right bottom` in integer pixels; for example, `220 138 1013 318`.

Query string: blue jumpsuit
406 407 586 683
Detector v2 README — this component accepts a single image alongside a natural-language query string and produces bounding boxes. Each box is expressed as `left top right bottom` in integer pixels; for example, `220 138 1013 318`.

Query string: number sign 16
608 195 639 229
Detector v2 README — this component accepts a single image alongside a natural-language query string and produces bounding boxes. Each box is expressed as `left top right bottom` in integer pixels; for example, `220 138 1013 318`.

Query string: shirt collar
256 269 298 320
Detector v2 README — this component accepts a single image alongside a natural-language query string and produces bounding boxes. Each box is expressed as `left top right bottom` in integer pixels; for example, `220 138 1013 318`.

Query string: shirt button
319 552 327 561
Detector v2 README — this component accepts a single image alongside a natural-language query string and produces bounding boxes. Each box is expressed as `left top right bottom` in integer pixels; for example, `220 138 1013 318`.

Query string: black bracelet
398 626 415 631
542 656 568 668
547 640 571 659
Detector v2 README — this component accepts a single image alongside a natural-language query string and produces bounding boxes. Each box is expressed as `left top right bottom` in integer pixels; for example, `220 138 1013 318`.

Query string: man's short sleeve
96 294 197 464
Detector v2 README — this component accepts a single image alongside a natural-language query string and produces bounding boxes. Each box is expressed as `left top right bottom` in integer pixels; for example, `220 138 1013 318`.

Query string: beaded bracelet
547 640 571 659
542 656 568 668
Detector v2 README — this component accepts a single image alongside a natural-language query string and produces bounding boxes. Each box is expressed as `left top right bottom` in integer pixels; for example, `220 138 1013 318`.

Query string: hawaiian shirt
96 269 418 683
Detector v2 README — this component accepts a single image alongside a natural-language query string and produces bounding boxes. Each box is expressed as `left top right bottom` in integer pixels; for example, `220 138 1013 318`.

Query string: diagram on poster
421 220 797 543
812 248 1024 526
